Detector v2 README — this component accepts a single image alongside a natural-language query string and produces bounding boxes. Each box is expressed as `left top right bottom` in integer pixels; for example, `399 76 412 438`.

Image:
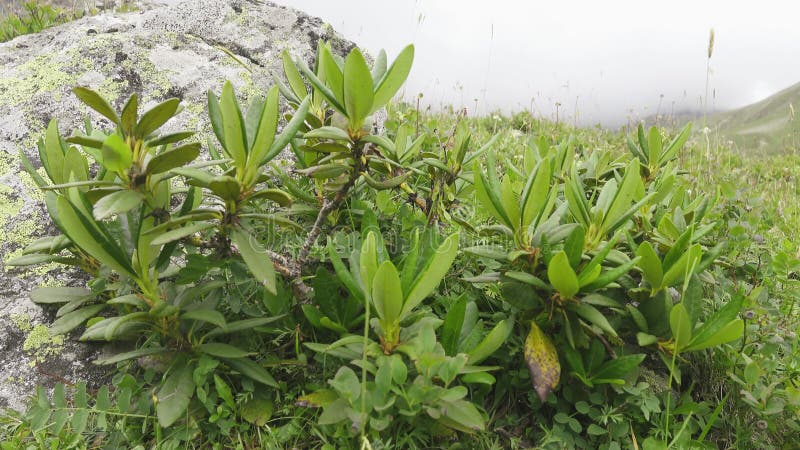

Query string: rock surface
0 0 354 411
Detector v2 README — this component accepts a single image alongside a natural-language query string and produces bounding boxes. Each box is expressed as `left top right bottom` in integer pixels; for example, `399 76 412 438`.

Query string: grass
0 0 138 42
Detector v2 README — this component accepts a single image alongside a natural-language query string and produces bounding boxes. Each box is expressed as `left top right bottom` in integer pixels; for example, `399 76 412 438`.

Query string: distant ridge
639 82 800 154
707 81 800 153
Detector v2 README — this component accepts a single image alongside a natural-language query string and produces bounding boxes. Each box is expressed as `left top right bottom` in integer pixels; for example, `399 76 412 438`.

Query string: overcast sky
273 0 800 127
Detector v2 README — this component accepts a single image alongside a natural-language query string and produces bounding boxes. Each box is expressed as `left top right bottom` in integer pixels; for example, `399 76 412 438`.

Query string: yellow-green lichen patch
10 313 33 332
22 324 65 365
0 53 76 108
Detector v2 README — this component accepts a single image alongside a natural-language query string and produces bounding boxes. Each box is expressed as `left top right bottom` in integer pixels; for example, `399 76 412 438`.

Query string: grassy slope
708 81 800 154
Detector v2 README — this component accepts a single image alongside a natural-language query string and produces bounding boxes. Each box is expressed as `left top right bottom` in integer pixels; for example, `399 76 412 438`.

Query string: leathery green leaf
156 366 194 427
42 120 65 184
467 319 513 364
684 319 744 352
55 195 135 276
231 229 276 295
574 303 618 338
684 293 744 351
93 190 143 220
547 251 579 299
343 48 374 129
101 134 132 174
372 260 403 324
636 241 664 290
525 321 561 402
30 287 90 304
219 82 247 167
147 142 201 175
359 232 379 296
223 357 278 387
282 49 308 101
49 304 105 335
248 86 279 166
670 303 692 350
371 44 414 113
402 233 459 316
136 98 180 138
73 87 119 124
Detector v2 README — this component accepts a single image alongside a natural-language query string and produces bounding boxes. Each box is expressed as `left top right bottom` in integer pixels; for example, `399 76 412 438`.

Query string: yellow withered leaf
524 321 561 402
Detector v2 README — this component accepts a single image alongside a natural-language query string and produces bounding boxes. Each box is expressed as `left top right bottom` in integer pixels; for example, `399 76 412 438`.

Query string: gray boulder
0 0 354 411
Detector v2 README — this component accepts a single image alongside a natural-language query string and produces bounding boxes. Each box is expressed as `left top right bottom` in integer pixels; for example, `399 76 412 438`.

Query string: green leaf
548 251 579 298
320 46 345 109
101 134 132 174
195 342 253 358
120 95 138 136
55 195 135 276
662 244 702 288
304 126 352 141
263 96 311 163
204 316 285 338
223 357 278 387
282 49 308 101
343 48 374 129
670 303 692 350
73 87 119 124
181 309 226 328
93 190 143 220
359 232 379 295
661 123 691 163
467 319 513 364
520 158 553 229
329 366 361 402
214 374 235 409
94 347 168 365
156 366 195 427
208 175 241 201
372 260 403 324
442 295 467 356
248 188 292 206
574 303 618 338
591 354 645 382
647 127 662 167
525 321 561 402
147 143 201 174
248 86 279 166
147 131 195 147
581 256 640 292
327 241 365 302
403 233 459 316
49 304 105 335
371 49 387 84
636 241 664 289
296 389 338 408
241 395 273 426
150 222 214 246
684 319 744 352
371 44 414 113
219 82 247 167
684 294 744 351
439 399 485 432
231 229 276 295
41 120 65 184
30 287 90 304
136 98 180 138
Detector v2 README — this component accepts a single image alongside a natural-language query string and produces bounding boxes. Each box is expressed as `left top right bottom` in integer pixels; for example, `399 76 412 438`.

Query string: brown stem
294 142 365 275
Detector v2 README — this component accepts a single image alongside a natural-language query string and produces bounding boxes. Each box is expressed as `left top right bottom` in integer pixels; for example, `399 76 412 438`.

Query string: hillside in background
707 82 800 154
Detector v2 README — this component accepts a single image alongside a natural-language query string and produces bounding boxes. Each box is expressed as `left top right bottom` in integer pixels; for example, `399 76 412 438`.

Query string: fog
272 0 800 127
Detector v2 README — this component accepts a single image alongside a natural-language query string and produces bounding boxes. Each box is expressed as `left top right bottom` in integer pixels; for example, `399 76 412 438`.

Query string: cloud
275 0 800 127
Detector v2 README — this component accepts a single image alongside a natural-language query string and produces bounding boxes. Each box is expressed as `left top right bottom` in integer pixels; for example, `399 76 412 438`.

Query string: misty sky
273 0 800 127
